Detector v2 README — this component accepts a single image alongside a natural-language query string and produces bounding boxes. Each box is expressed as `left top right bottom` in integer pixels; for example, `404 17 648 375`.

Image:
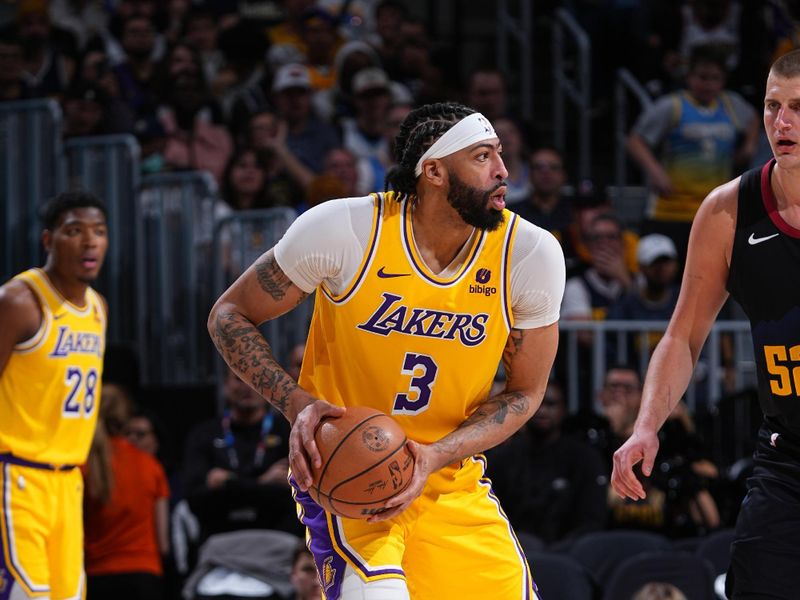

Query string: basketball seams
327 436 410 506
313 413 389 494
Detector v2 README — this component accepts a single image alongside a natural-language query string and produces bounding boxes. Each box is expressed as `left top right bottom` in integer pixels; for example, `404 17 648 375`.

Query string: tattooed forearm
211 309 298 416
458 392 529 431
434 391 531 460
502 328 525 377
254 251 294 301
431 325 556 470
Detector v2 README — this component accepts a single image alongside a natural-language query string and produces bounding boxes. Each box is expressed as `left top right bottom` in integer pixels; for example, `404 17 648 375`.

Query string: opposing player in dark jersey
611 49 800 599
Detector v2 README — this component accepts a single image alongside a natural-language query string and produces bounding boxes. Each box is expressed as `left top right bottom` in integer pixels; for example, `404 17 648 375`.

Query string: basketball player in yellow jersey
209 102 565 599
0 191 108 599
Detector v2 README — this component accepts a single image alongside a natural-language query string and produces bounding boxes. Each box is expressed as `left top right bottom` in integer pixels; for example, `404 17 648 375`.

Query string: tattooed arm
209 248 311 418
208 248 344 489
438 322 559 462
370 322 559 522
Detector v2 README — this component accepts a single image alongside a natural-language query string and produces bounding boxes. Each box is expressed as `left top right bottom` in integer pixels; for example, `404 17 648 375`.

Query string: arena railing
65 134 141 343
559 319 755 414
614 68 653 188
559 318 757 468
0 99 64 282
497 0 534 122
553 8 591 182
136 170 227 386
210 208 311 409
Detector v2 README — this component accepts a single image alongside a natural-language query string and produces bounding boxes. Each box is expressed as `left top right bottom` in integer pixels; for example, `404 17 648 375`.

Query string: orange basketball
309 406 415 519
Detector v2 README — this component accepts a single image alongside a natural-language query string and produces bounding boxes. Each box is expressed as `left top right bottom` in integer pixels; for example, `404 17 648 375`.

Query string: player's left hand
367 440 432 523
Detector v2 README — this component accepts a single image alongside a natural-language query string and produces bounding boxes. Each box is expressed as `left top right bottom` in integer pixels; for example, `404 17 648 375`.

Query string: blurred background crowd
1 0 799 598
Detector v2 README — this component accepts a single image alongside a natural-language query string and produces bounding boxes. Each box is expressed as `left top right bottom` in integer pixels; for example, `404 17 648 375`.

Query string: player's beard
446 172 506 231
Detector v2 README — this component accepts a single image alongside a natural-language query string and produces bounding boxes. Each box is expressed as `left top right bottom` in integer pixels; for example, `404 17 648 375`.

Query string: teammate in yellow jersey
209 102 565 599
0 191 108 599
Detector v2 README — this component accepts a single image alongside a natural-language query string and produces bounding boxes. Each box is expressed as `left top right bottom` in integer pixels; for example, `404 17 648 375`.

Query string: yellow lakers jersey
299 192 519 444
0 268 106 465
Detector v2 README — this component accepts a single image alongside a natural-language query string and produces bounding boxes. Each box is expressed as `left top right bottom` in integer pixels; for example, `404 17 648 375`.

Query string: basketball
309 406 415 519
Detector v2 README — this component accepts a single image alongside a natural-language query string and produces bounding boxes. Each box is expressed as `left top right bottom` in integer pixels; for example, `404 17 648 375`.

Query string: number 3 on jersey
393 353 438 415
63 366 99 418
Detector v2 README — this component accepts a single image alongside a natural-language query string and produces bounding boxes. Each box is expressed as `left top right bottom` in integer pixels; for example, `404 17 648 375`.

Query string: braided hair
384 102 476 197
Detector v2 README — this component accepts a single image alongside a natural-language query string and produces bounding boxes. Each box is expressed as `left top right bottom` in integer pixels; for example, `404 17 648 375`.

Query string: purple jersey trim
1 464 50 595
401 197 486 287
321 194 384 304
473 455 536 600
291 475 348 599
291 475 404 600
329 517 405 578
501 212 518 331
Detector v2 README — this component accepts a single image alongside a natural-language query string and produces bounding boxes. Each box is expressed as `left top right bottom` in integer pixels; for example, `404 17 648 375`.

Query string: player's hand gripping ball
309 406 415 519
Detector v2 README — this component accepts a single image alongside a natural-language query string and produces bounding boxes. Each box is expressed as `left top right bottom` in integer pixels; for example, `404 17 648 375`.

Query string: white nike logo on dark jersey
748 233 780 245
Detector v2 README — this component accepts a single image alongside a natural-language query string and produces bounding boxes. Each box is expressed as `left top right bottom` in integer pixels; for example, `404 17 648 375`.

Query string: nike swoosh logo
53 313 67 320
748 233 780 246
377 267 411 279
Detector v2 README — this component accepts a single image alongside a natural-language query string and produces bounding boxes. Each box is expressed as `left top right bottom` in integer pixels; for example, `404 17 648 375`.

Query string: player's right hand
289 399 345 491
611 428 659 501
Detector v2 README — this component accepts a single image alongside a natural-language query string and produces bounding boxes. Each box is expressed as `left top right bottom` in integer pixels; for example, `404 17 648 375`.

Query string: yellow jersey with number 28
0 268 106 465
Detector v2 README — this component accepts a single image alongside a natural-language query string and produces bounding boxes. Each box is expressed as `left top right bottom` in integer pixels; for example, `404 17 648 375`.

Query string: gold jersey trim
401 196 486 287
321 193 384 304
12 272 53 354
12 269 106 353
501 212 520 331
29 269 93 317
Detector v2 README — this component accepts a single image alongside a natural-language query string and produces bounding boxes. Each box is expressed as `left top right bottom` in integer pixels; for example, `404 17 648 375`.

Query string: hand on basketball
289 399 346 491
610 428 660 501
367 440 431 523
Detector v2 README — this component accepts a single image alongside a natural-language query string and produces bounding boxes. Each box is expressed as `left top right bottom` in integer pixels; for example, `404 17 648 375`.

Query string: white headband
414 112 497 177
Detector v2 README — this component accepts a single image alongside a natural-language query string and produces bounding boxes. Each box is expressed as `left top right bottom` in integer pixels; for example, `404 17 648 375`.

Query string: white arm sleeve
509 220 566 329
276 203 567 329
273 196 375 294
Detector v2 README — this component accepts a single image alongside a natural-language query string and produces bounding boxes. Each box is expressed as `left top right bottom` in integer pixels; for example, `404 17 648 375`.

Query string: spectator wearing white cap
271 63 341 174
607 233 680 362
312 40 382 123
338 66 394 192
340 67 392 160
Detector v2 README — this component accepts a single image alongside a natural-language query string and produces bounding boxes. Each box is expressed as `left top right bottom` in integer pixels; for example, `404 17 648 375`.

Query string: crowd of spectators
2 0 799 597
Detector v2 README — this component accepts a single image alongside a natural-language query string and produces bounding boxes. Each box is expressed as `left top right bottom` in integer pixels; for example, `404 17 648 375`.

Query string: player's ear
41 229 53 254
422 159 446 187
